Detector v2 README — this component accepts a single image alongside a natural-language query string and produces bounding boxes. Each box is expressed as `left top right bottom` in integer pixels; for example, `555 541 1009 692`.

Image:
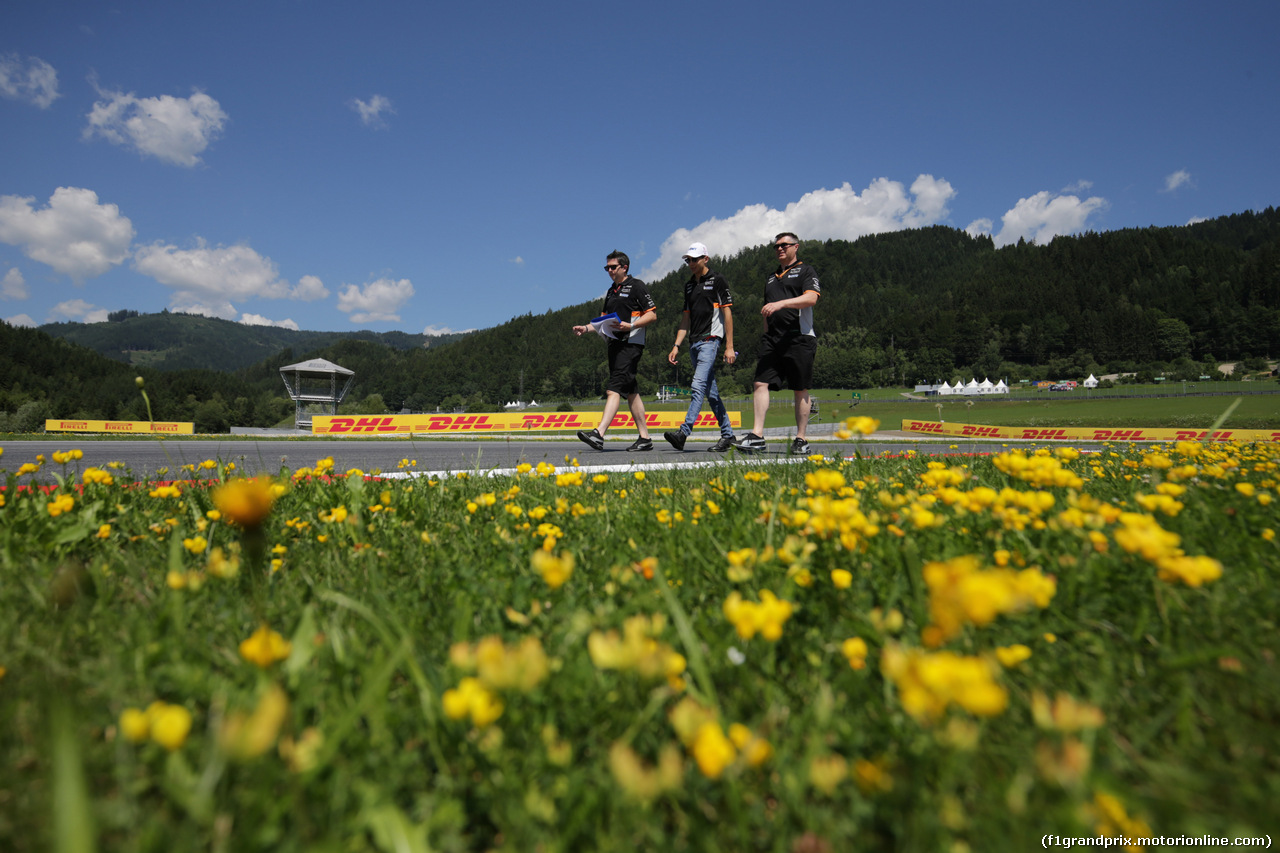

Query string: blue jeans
681 338 733 437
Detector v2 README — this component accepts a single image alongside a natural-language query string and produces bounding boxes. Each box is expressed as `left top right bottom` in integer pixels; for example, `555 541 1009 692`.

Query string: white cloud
0 187 135 281
968 190 1108 248
290 274 329 301
642 175 956 279
240 312 300 330
2 267 27 300
133 239 320 318
1187 216 1209 225
84 84 227 166
350 94 394 128
48 298 109 323
0 53 60 108
1063 180 1094 194
4 313 36 327
509 256 525 266
1164 170 1192 192
337 277 414 324
422 323 475 336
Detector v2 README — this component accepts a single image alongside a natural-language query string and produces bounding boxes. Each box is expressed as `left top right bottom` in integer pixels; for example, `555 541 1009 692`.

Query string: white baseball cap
683 242 709 259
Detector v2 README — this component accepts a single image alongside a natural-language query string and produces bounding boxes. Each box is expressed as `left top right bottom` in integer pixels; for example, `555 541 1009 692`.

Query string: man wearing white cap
663 242 737 452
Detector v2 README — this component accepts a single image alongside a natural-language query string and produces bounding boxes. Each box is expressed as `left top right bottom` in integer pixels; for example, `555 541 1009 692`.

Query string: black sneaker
663 430 687 451
790 437 811 456
708 436 734 452
731 433 766 453
576 429 605 451
627 437 654 451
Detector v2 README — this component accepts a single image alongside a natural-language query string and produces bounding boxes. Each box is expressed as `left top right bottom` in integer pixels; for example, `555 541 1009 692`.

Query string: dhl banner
46 419 195 435
313 411 742 435
902 419 1280 443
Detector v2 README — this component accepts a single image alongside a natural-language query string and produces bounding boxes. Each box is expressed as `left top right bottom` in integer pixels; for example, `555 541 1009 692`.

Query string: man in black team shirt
663 242 737 452
731 232 821 455
572 250 657 451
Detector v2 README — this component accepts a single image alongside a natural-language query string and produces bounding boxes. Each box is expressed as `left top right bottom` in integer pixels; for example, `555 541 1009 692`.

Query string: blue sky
2 1 1277 334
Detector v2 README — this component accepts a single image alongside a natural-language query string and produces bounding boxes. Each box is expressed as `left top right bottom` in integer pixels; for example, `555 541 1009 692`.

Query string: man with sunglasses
731 233 820 455
663 242 736 452
572 250 657 451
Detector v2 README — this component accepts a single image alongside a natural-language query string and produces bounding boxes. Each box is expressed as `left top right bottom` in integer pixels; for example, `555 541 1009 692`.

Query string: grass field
3 430 1278 851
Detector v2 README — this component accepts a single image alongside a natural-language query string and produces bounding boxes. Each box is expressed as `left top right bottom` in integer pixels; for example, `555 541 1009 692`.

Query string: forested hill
383 206 1279 407
40 311 467 372
2 206 1277 428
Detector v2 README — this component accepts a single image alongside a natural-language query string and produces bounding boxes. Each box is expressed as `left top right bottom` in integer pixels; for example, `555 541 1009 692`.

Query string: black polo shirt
600 276 656 345
683 269 733 339
763 261 820 338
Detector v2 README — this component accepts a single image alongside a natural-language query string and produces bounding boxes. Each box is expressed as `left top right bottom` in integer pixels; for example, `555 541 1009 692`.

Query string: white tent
1083 374 1099 388
994 379 1010 394
963 378 980 395
978 377 994 394
938 381 954 396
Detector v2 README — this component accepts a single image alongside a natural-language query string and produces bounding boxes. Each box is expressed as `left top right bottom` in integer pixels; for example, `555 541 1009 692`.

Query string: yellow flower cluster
993 450 1084 489
1114 512 1223 586
219 683 290 761
881 643 1008 723
450 635 549 692
52 449 84 464
588 613 687 689
46 493 74 517
921 554 1056 646
82 466 114 486
723 589 794 641
444 635 549 727
608 741 684 802
119 700 193 751
667 697 772 780
1092 792 1152 849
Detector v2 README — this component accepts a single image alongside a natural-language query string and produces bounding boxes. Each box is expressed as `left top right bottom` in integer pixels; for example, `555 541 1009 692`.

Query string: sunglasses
682 256 703 264
775 242 798 250
604 264 623 271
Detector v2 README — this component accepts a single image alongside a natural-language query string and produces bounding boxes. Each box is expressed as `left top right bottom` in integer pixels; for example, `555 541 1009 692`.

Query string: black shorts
605 341 645 395
754 334 816 391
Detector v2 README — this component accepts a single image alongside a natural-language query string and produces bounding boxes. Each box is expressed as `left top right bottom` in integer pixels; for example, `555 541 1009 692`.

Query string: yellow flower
844 415 881 435
96 524 111 539
182 536 208 554
842 637 869 670
46 493 75 517
442 677 504 727
212 477 279 528
149 703 193 751
532 549 574 589
995 644 1032 667
634 471 646 482
239 625 292 668
809 753 849 794
119 707 151 742
82 466 114 486
148 484 182 499
219 683 290 761
691 721 736 779
830 569 853 589
609 741 684 802
319 505 348 523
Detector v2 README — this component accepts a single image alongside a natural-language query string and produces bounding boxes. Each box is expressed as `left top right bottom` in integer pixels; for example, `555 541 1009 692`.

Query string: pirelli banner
312 411 742 435
902 419 1280 443
46 419 195 435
